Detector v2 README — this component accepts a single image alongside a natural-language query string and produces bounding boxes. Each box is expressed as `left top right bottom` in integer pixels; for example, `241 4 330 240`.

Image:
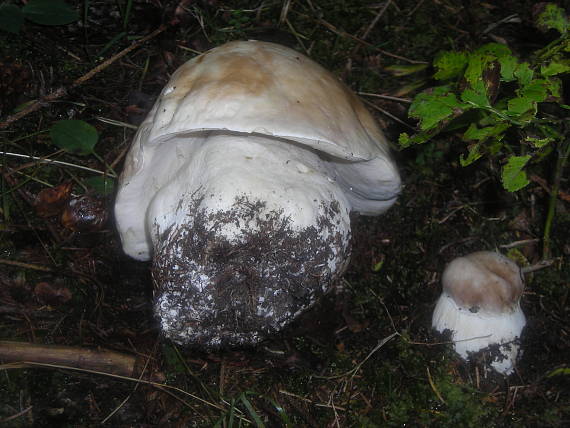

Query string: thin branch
1 151 117 177
0 25 167 130
0 259 53 272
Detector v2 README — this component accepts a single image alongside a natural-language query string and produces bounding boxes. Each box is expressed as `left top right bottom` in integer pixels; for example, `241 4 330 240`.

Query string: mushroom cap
116 41 400 260
441 251 524 315
139 40 394 163
115 41 401 260
432 251 526 375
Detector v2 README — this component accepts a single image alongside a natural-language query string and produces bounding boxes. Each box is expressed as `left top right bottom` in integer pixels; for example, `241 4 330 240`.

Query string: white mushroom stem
432 293 526 374
146 133 351 250
138 133 352 347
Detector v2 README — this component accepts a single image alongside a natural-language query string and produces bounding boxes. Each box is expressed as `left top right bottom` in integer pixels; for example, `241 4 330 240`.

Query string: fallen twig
0 25 167 130
0 259 53 272
0 340 145 378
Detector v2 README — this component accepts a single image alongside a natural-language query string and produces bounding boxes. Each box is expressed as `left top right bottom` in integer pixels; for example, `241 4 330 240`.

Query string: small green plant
49 119 116 193
0 0 78 34
399 3 569 257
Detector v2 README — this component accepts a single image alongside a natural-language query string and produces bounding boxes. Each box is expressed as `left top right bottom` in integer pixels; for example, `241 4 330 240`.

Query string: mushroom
432 251 526 375
115 41 400 348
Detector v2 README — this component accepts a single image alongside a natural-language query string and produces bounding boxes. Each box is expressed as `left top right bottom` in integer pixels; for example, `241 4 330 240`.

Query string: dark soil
1 1 568 427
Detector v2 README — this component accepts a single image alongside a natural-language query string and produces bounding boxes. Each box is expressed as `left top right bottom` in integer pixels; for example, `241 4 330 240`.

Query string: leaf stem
543 133 570 258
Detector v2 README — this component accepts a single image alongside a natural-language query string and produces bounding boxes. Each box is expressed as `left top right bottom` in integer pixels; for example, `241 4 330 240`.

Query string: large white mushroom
115 41 401 348
432 251 526 375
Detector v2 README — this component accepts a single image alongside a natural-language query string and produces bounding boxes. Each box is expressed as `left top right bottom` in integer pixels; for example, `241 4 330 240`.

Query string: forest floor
0 1 568 426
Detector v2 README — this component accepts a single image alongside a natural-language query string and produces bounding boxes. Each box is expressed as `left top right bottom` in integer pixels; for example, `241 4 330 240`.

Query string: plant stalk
543 134 570 258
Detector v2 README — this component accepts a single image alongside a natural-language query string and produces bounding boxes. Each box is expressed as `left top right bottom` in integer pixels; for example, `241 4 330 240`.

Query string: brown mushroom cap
116 41 401 261
139 41 391 161
442 251 524 315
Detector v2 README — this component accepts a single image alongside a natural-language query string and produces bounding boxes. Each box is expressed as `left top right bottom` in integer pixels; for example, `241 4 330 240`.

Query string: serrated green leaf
498 54 518 82
461 80 490 108
515 63 534 86
501 155 531 192
409 90 468 131
459 143 482 166
0 4 24 34
463 122 510 141
536 3 568 35
50 120 98 155
520 79 550 102
22 0 78 26
545 77 562 97
475 43 518 81
541 59 570 76
464 53 488 86
433 51 468 80
398 131 434 147
507 97 536 116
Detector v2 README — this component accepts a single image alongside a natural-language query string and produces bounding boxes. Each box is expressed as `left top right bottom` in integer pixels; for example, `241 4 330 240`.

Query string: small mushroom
115 41 400 348
432 251 526 375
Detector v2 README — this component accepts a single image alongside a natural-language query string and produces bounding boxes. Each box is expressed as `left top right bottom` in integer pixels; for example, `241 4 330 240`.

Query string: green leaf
433 51 468 80
372 259 384 272
398 131 434 147
547 367 570 377
536 3 568 35
520 79 550 103
541 59 570 76
22 0 78 26
459 143 482 166
507 97 536 116
501 155 531 192
514 63 534 86
409 89 469 131
50 120 99 155
398 133 412 148
0 4 24 34
497 54 518 82
545 77 562 97
476 43 518 81
463 122 510 142
461 81 490 108
525 136 554 148
83 176 115 196
464 53 487 86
